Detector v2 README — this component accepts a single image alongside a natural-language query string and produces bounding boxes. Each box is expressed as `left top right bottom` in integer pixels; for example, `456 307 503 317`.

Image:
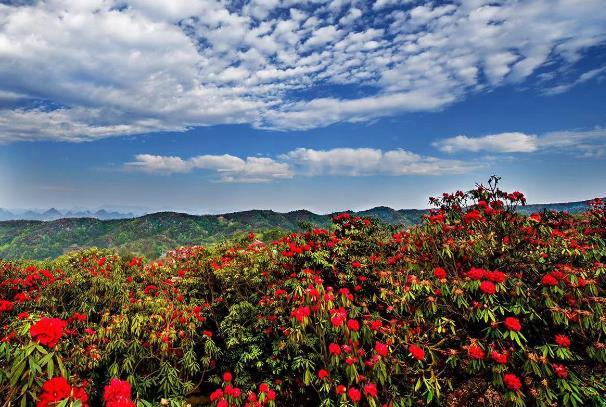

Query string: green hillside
0 200 591 260
0 208 424 260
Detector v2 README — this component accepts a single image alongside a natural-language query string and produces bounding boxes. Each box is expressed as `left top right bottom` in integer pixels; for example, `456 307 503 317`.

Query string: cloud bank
0 0 605 141
127 147 478 182
434 128 606 156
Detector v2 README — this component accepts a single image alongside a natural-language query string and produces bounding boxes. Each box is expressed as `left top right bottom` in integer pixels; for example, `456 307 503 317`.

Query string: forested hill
0 207 425 260
0 199 592 260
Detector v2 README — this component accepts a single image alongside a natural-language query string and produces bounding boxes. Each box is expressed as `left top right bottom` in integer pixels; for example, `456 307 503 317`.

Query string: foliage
1 177 605 406
0 208 427 260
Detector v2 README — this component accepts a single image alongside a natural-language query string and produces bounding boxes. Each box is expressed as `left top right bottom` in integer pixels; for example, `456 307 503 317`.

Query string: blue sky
0 0 605 213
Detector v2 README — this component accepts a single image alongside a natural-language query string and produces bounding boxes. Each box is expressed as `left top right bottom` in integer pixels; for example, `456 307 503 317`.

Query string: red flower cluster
30 317 67 348
0 299 14 313
503 317 522 332
433 267 447 279
37 377 88 407
555 334 571 348
103 379 135 407
490 350 508 364
479 281 496 295
503 373 522 391
408 344 425 361
375 341 388 357
552 363 568 379
468 344 485 360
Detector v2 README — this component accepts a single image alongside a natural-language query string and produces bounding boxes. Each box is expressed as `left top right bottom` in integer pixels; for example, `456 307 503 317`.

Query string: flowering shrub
1 177 606 406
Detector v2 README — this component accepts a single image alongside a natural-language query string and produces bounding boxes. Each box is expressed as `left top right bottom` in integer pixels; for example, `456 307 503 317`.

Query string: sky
0 0 605 214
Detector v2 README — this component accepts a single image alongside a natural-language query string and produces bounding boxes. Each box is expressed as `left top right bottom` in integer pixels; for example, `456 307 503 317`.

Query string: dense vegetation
0 208 426 260
1 178 605 406
0 201 591 261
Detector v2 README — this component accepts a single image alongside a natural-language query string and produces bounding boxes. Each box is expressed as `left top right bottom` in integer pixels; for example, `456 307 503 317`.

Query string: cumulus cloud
126 146 478 182
434 128 606 156
0 0 605 141
284 147 478 175
434 132 540 153
127 153 293 182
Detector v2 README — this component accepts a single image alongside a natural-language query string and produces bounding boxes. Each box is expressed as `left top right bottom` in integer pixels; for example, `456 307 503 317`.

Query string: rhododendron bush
1 178 606 406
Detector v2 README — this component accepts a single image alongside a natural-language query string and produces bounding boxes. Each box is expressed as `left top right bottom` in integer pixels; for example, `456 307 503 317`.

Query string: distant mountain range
0 199 594 260
0 208 135 221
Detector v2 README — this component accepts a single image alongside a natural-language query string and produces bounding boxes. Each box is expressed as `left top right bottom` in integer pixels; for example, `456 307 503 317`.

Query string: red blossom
30 317 67 348
555 334 571 348
468 344 485 360
104 379 135 407
375 341 389 357
552 363 568 379
408 344 425 361
479 281 496 295
348 387 361 402
503 317 522 332
503 373 522 391
433 267 447 279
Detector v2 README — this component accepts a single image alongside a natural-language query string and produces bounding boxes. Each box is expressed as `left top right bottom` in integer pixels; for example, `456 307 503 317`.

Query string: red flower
347 319 360 331
37 377 89 407
210 389 223 401
487 270 507 283
336 384 346 395
266 389 276 401
291 306 310 323
0 300 13 313
318 369 330 379
466 268 486 280
225 385 241 398
104 379 135 407
503 317 521 332
363 382 378 398
552 363 568 379
408 344 425 361
479 281 496 295
348 387 361 402
503 373 522 391
36 377 71 407
375 341 388 357
541 274 558 286
329 343 341 356
555 334 571 348
464 210 483 223
369 320 382 331
259 383 269 393
433 267 447 279
223 372 233 382
30 317 67 348
330 308 347 327
468 344 485 360
490 350 508 364
72 387 89 407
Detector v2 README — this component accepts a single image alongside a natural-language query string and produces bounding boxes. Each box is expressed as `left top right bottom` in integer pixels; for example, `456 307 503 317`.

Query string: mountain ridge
0 199 595 260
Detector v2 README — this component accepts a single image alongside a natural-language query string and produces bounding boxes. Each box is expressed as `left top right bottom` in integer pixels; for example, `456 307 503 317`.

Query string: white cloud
283 147 479 176
0 0 605 141
128 154 191 174
127 153 293 182
543 66 606 95
434 132 539 153
435 128 606 156
127 146 478 181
